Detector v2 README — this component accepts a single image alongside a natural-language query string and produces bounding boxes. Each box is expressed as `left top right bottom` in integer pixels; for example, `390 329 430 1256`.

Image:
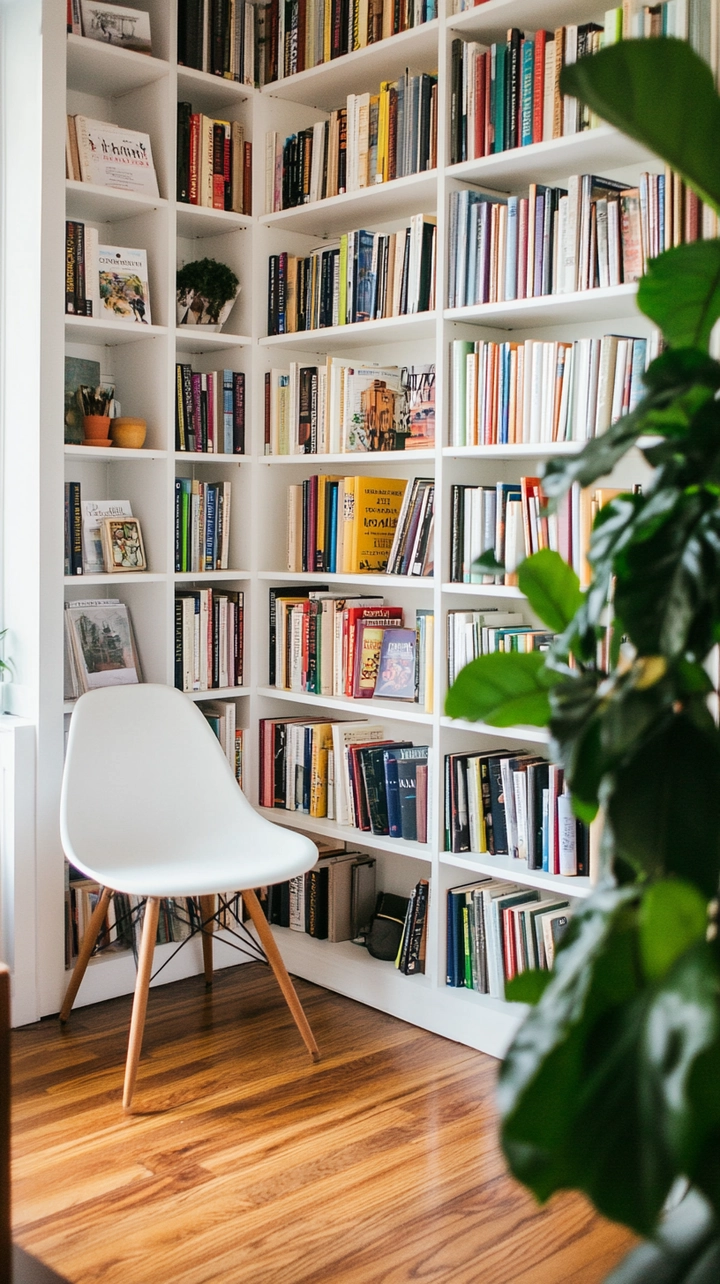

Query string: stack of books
65 221 151 325
201 701 245 789
286 475 408 574
266 72 438 212
259 717 429 840
174 479 232 573
270 589 433 708
267 216 436 334
450 333 658 448
447 172 717 310
446 878 571 995
265 361 434 455
175 589 244 692
176 105 251 214
264 0 437 83
258 839 377 942
445 750 588 874
175 366 246 455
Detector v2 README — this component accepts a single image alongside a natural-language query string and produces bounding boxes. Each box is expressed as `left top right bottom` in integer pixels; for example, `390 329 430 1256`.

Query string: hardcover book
73 115 158 195
65 601 141 692
373 627 417 700
80 2 152 52
98 245 151 324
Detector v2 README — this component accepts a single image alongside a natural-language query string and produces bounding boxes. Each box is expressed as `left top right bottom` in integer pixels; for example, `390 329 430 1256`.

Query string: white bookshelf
10 0 658 1054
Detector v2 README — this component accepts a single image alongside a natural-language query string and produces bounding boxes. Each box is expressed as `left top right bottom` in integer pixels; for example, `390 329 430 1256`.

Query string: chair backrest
61 685 267 883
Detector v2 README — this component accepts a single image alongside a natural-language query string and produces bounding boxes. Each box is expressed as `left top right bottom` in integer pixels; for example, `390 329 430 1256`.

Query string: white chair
59 684 320 1110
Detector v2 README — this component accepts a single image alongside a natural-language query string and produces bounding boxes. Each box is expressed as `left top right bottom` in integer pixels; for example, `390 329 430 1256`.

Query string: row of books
64 491 147 577
265 0 436 83
66 114 158 198
273 592 433 705
267 216 437 334
448 174 652 311
445 750 588 876
176 105 252 215
286 474 404 574
264 360 435 455
65 221 151 325
175 365 246 454
177 0 262 85
174 588 245 692
257 839 377 942
386 476 434 577
450 23 604 166
200 701 246 788
396 880 429 973
259 716 429 840
449 333 659 448
64 599 141 701
265 72 437 212
451 0 720 56
174 479 233 573
447 609 553 686
446 878 570 995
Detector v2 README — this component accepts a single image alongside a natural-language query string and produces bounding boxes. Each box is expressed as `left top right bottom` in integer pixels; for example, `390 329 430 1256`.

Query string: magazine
400 365 436 449
74 115 158 195
80 2 152 54
343 366 403 452
373 628 417 700
65 601 141 694
98 245 151 324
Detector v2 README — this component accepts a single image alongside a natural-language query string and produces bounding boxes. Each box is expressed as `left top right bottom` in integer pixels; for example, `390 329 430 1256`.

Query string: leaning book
72 115 158 195
64 600 141 698
98 245 151 324
79 2 152 54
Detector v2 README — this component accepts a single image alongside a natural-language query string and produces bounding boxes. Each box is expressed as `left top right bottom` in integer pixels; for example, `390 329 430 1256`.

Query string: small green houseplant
176 257 240 329
445 38 720 1282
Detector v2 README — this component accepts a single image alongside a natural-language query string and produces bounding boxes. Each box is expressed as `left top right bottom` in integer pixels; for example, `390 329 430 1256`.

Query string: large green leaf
517 549 583 633
639 243 720 352
607 716 720 898
560 39 720 212
500 887 720 1236
639 880 708 982
604 1189 720 1283
505 970 553 1005
444 651 558 726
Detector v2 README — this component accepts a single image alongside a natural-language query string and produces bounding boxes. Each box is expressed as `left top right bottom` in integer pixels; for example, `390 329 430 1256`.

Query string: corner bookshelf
24 0 659 1054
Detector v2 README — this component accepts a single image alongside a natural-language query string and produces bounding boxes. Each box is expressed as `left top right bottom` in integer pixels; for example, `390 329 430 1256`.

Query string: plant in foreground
445 38 720 1282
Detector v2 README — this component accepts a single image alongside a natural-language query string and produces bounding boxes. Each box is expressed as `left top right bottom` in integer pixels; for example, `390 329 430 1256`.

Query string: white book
356 92 370 188
97 244 151 325
265 131 278 213
543 40 555 142
81 498 132 573
557 790 577 876
596 198 610 288
330 722 386 827
309 121 326 203
73 115 158 196
505 500 525 573
562 26 578 135
563 175 581 294
595 335 619 437
607 199 621 286
514 771 530 863
611 339 630 423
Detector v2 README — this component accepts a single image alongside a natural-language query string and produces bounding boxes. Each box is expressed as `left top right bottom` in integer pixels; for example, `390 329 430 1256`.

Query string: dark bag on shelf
366 892 409 961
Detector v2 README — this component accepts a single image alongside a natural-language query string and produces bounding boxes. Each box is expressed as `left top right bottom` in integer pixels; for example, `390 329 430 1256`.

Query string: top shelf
262 20 440 110
66 34 169 97
177 65 255 108
448 0 607 42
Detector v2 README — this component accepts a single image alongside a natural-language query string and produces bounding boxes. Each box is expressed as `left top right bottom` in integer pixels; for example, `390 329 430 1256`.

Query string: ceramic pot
83 414 112 441
176 287 241 330
111 417 147 449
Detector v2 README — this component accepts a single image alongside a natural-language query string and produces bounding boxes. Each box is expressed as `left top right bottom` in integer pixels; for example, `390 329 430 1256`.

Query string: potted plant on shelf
445 37 720 1282
176 258 240 330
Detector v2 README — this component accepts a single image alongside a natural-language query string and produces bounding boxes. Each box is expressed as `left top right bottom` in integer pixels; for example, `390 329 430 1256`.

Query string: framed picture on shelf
79 2 152 54
101 517 147 572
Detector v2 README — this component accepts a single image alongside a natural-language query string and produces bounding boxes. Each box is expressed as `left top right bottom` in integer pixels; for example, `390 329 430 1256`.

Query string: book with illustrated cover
401 365 435 449
373 628 417 700
343 367 403 452
80 2 152 53
72 115 158 195
98 245 151 324
65 601 141 695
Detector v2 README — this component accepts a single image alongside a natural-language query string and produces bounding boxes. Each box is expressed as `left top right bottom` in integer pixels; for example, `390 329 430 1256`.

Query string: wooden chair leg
199 895 215 986
243 888 320 1063
122 897 160 1112
59 886 113 1023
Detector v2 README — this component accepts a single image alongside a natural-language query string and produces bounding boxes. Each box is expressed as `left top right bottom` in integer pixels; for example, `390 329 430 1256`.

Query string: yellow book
323 0 332 64
310 723 334 816
350 476 408 573
378 82 391 182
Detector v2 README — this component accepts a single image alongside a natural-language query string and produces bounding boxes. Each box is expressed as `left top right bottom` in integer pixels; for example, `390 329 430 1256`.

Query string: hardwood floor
11 964 635 1283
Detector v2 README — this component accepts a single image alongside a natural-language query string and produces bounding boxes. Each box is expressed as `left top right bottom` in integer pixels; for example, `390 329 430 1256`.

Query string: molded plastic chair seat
60 684 320 1110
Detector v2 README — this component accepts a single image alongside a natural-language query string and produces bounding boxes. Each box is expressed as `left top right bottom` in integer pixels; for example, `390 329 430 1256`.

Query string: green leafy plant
444 37 720 1281
176 257 239 323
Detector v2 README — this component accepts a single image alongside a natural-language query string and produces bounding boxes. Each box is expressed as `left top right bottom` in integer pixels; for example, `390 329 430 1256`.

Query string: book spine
233 372 245 453
69 482 83 575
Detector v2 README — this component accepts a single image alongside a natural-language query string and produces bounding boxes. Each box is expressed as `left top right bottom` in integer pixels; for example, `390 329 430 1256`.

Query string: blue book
328 483 338 573
505 196 518 300
383 750 403 838
500 344 511 443
205 484 216 571
493 43 506 154
222 369 233 454
447 891 457 985
354 230 375 322
520 39 534 146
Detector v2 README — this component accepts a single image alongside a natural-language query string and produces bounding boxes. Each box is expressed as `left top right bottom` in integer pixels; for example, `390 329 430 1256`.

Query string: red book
532 31 548 144
243 142 252 215
297 0 307 71
416 763 428 843
503 906 518 982
189 114 200 204
475 51 487 158
342 606 404 697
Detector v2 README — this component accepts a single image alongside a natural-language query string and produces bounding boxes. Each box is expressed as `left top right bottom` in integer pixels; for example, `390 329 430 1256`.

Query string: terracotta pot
110 417 147 449
82 438 113 447
83 414 112 441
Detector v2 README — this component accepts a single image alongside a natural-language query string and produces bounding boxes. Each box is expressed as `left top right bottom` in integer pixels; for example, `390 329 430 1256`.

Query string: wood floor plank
12 964 635 1283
